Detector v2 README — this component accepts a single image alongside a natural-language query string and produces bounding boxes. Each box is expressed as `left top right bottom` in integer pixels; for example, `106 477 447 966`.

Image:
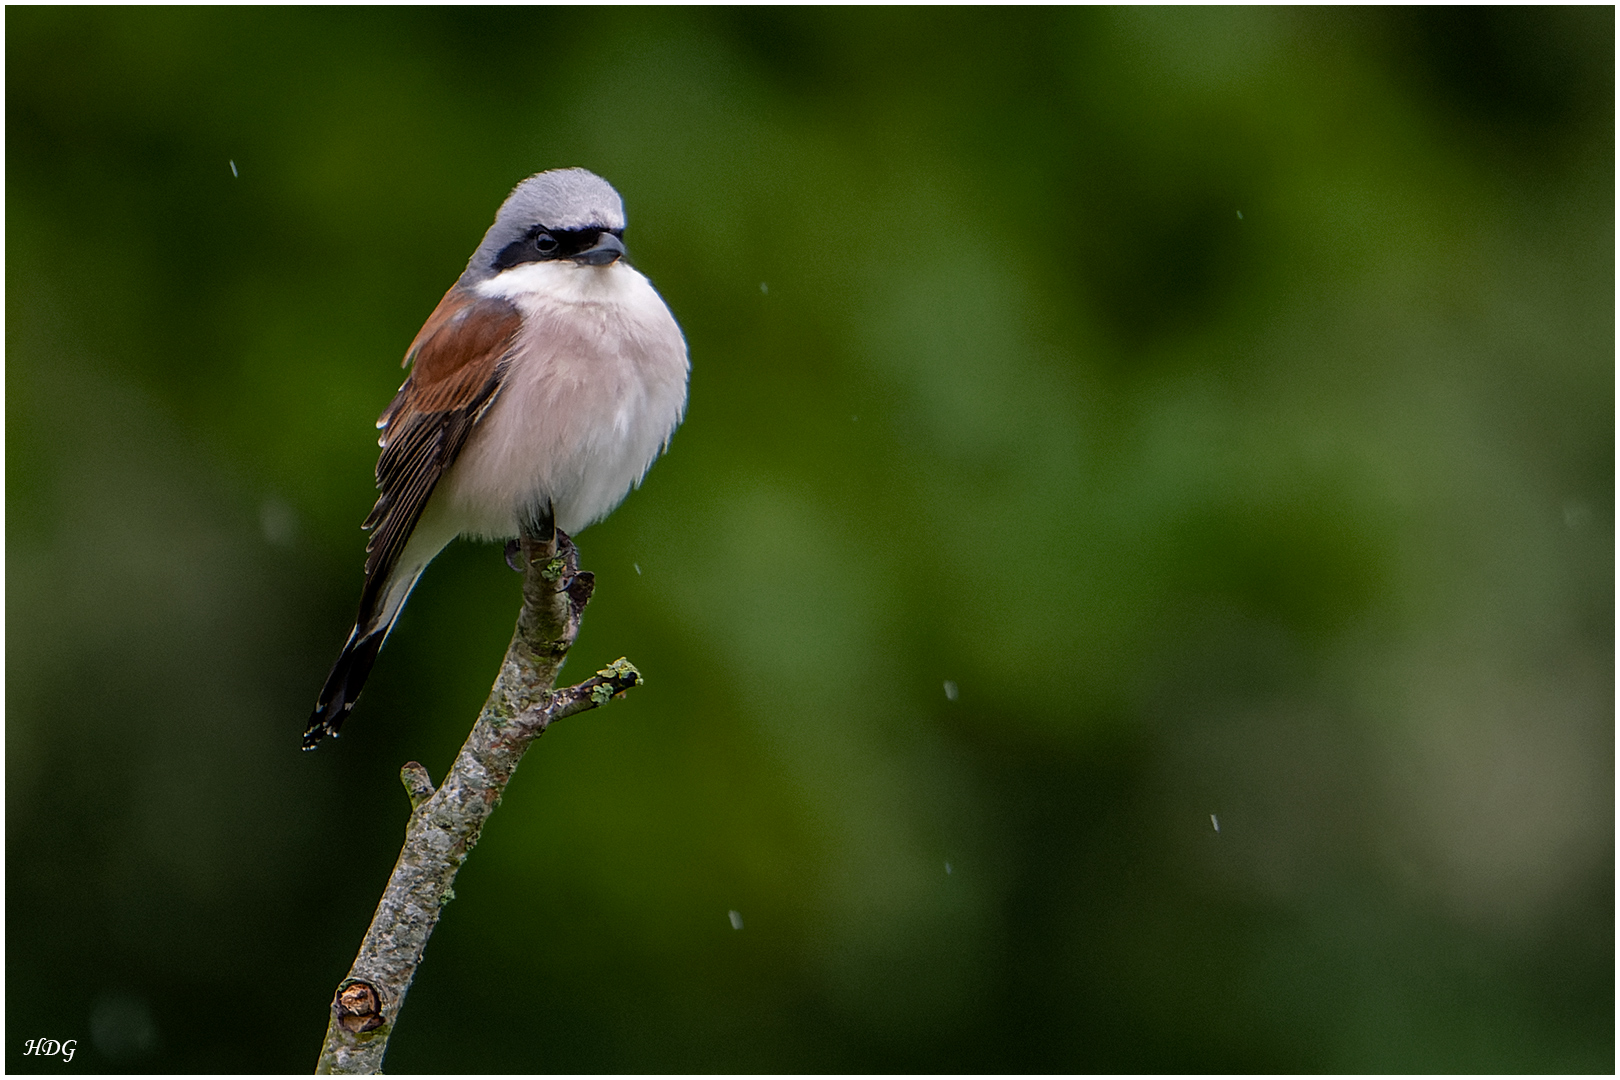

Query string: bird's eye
533 232 558 253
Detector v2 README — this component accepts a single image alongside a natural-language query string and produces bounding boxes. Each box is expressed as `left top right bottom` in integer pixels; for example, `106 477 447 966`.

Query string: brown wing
356 287 523 623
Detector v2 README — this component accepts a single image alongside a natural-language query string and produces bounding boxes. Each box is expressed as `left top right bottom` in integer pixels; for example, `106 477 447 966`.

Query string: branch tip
400 762 435 810
596 657 642 685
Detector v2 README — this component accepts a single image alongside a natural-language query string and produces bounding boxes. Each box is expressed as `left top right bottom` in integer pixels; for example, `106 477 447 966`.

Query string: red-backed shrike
304 169 688 749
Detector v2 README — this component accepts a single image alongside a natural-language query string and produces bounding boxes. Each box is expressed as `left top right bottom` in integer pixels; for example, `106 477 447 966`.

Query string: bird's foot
566 569 596 611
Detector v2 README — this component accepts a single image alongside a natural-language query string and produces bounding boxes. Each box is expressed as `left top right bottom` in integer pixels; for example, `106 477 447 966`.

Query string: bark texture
315 531 641 1074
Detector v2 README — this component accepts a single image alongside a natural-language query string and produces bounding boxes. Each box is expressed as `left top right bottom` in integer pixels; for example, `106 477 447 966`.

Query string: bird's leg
523 500 557 546
510 500 557 571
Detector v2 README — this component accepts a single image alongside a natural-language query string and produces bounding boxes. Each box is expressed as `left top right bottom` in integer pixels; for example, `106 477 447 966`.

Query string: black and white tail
302 565 424 750
303 626 387 749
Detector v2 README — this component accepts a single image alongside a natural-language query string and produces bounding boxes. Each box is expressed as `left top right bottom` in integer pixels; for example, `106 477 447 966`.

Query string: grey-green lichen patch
486 695 518 726
596 657 642 684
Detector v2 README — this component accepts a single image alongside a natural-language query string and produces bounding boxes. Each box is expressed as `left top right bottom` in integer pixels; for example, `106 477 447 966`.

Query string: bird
303 168 689 750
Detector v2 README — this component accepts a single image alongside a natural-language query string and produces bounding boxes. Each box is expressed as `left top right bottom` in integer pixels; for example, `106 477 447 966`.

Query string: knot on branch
334 980 385 1035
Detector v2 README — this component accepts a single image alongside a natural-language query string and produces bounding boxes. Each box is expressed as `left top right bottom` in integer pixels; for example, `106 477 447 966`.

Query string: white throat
475 259 639 307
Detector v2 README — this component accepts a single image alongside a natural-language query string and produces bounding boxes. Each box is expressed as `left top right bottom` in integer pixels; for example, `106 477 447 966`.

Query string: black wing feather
304 291 522 749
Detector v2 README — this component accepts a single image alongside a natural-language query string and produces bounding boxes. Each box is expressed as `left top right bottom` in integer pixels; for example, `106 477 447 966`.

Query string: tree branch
315 531 641 1074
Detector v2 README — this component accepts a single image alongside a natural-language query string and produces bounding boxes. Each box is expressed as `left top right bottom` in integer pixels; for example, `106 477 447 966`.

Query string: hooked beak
573 232 626 267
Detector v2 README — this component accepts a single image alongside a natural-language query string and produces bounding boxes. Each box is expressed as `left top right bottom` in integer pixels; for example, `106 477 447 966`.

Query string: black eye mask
491 227 625 272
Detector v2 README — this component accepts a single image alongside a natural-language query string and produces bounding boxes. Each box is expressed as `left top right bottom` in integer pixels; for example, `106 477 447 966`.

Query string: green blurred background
7 7 1613 1073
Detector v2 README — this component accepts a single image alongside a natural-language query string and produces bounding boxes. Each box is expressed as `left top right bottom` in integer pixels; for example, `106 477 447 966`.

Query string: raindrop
1210 814 1220 834
759 282 769 294
945 862 953 875
260 498 297 546
728 910 744 930
633 562 642 575
230 160 238 177
943 680 958 701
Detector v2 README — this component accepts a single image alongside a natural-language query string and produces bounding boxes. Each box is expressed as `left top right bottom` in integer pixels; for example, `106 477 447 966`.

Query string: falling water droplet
260 498 297 546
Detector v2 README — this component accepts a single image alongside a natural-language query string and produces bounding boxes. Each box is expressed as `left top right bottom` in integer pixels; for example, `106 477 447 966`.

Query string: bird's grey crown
461 168 626 285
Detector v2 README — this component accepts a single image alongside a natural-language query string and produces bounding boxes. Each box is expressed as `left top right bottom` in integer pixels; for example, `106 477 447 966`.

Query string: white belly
417 260 688 547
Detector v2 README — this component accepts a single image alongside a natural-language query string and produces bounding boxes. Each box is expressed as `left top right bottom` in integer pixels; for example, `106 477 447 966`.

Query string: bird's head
462 168 628 286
